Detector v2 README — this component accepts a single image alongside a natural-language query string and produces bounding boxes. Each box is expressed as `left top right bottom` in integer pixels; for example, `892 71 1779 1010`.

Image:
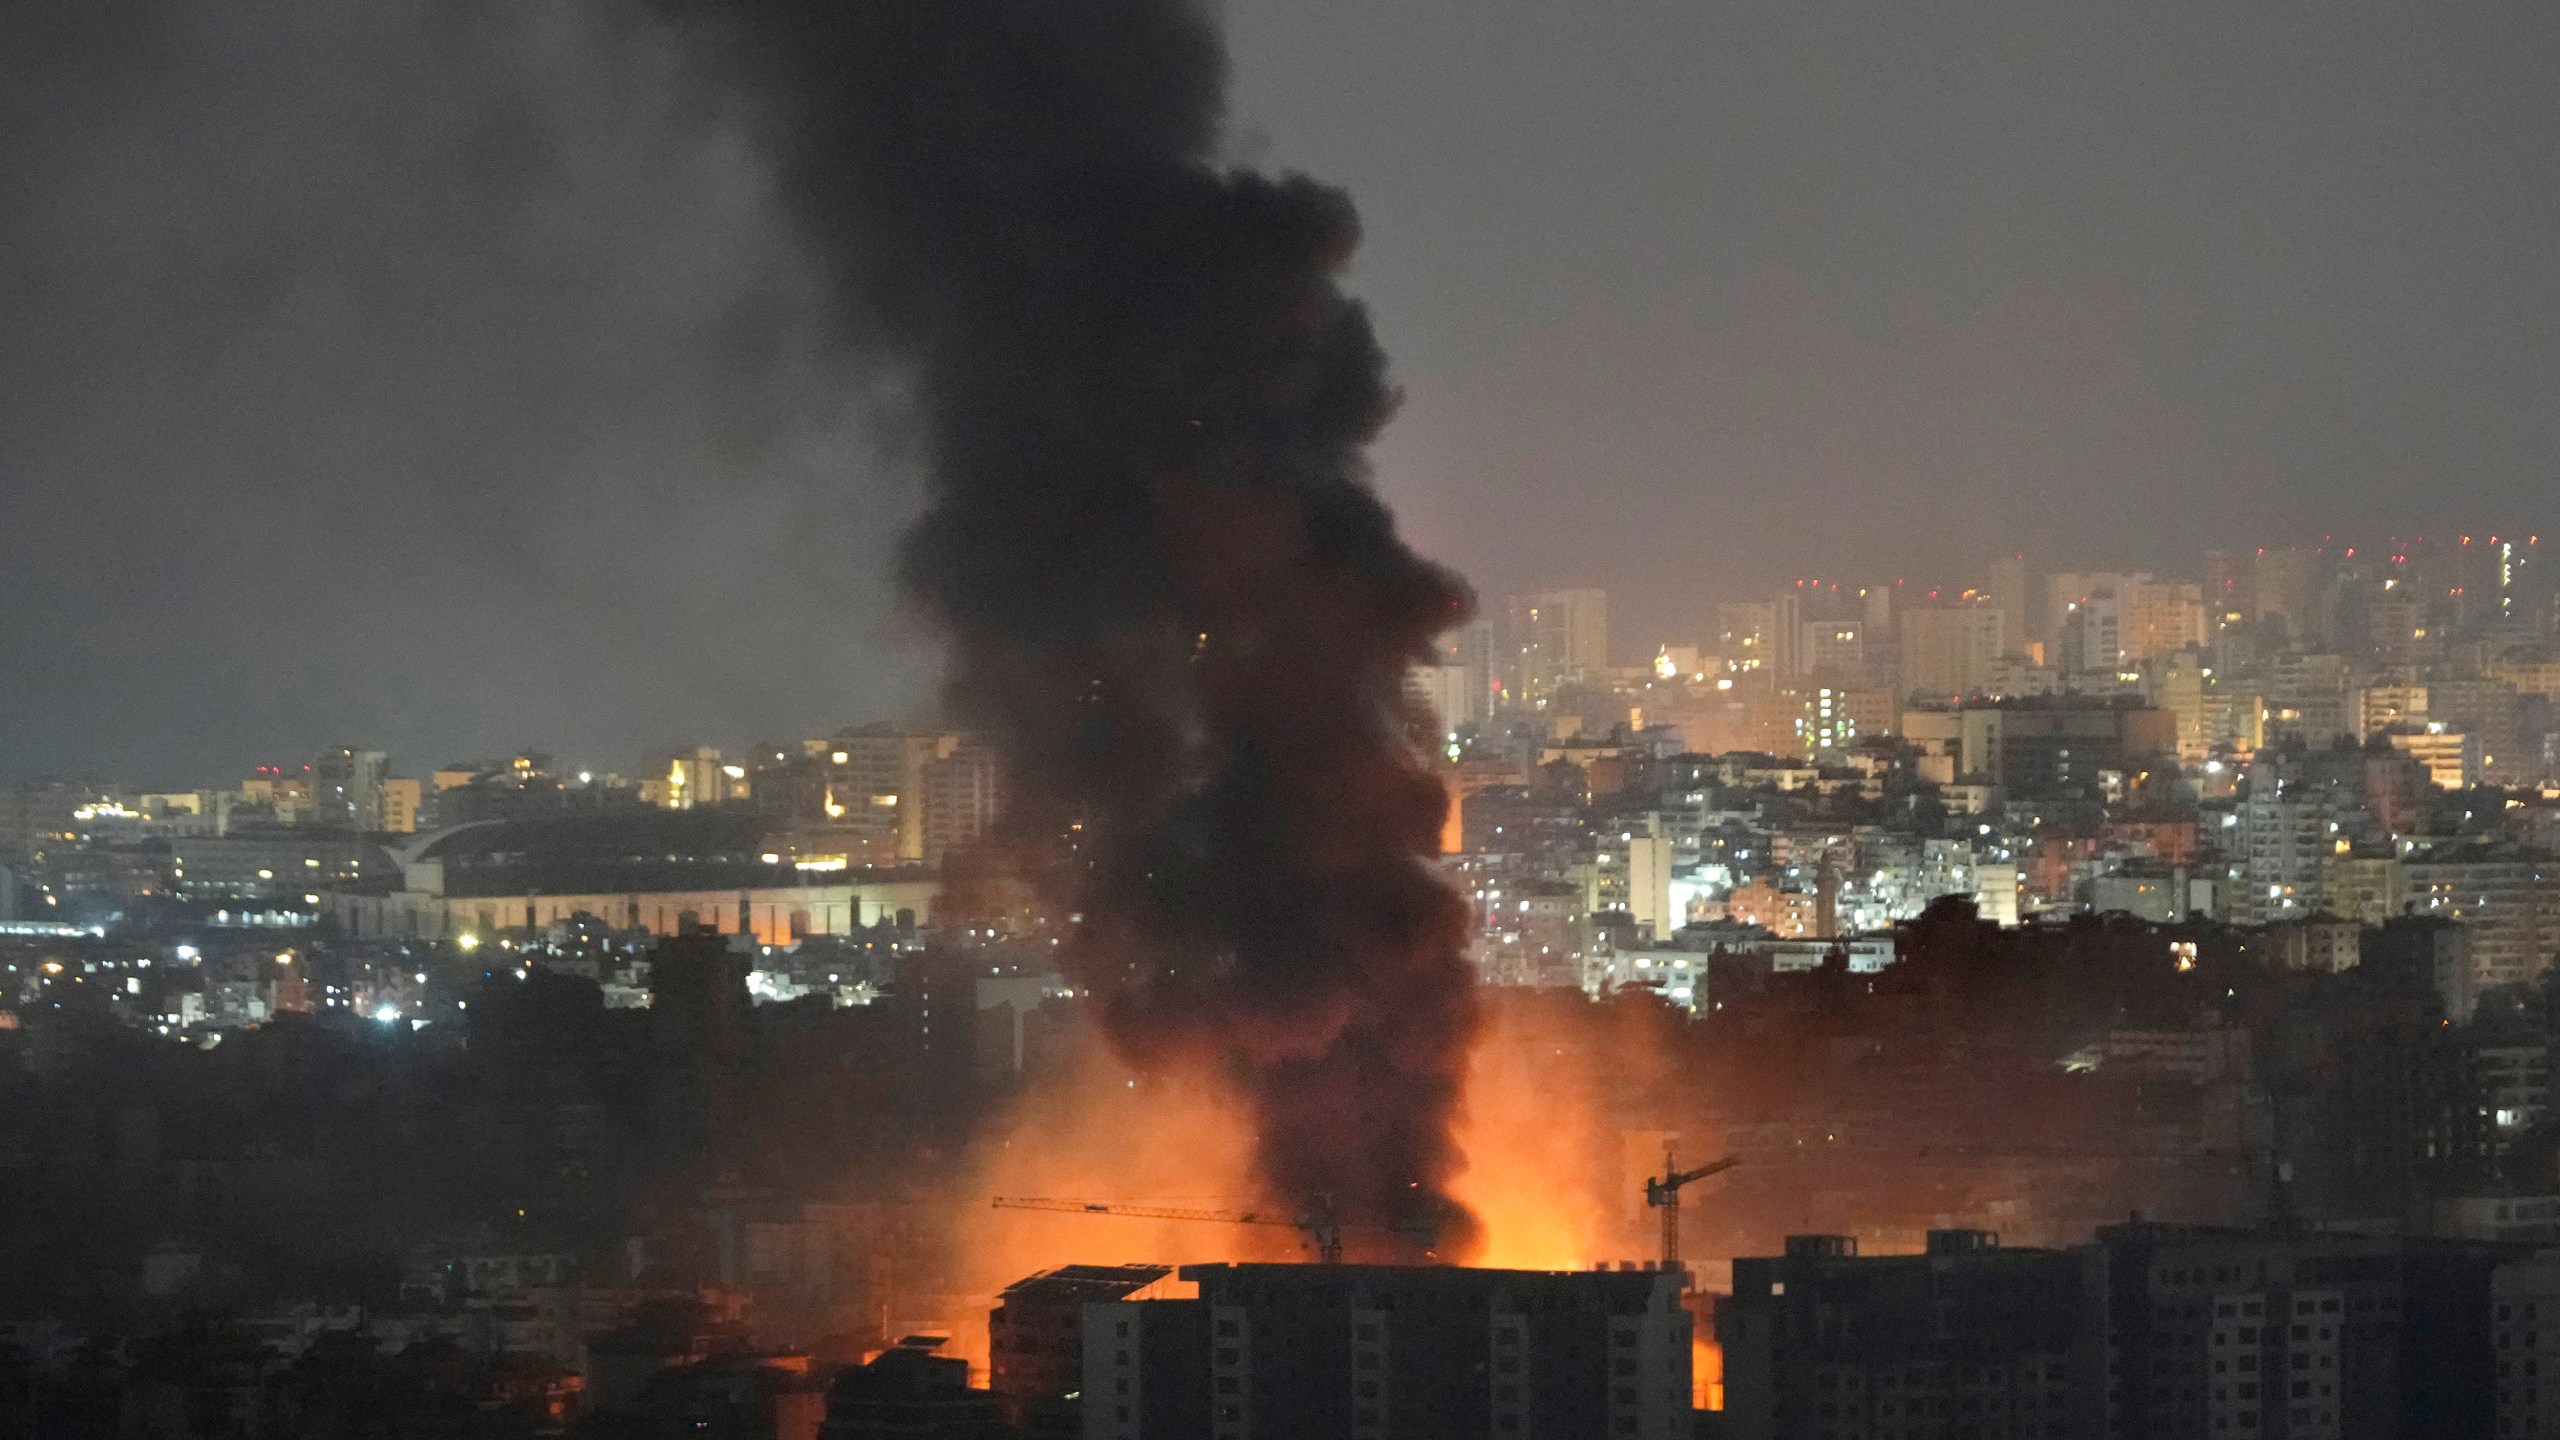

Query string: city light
5 14 2559 1427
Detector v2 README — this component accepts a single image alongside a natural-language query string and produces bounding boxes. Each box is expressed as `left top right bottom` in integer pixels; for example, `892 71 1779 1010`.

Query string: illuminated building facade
322 879 934 946
828 724 960 862
1507 588 1611 708
920 740 1003 867
1718 599 1788 680
2402 848 2558 992
311 746 388 832
1405 661 1484 735
645 745 747 809
381 777 420 834
1898 603 2003 699
2125 580 2209 662
2385 726 2481 790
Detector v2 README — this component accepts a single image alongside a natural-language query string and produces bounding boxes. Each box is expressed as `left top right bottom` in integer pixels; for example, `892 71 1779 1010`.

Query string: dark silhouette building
1088 1262 1693 1439
1720 1231 2088 1440
820 1338 1001 1440
1720 1223 2511 1439
989 1264 1172 1435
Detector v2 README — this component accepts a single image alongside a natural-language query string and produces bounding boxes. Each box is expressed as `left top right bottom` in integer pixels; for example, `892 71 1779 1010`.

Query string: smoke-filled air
674 1 1483 1259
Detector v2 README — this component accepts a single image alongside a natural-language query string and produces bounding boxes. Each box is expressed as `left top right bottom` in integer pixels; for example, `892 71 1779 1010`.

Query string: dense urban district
11 534 2560 1437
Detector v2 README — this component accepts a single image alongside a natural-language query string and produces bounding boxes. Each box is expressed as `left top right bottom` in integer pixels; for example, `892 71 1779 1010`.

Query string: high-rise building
2153 652 2211 760
2088 1224 2502 1440
1898 603 2004 699
920 740 1002 867
2079 587 2128 672
2404 845 2560 991
2254 547 2324 638
1087 1262 1693 1440
1798 617 1866 683
1434 622 1496 724
1951 699 2177 797
1861 581 1897 640
1506 589 1609 707
2199 687 2266 754
2497 534 2550 629
2427 679 2523 782
2124 580 2208 661
2489 651 2560 700
1625 830 1676 941
311 747 388 832
2238 766 2347 925
1980 554 2031 656
2496 1257 2560 1436
2325 854 2407 927
2034 575 2076 654
2386 726 2481 790
646 745 746 811
1405 662 1484 734
240 769 315 824
2204 548 2255 630
2045 572 2164 671
2357 684 2430 737
2265 653 2358 746
1724 1223 2509 1440
1717 601 1782 680
829 725 959 863
1721 1231 2087 1440
1793 684 1869 758
381 777 421 835
2037 568 2160 671
989 1264 1176 1433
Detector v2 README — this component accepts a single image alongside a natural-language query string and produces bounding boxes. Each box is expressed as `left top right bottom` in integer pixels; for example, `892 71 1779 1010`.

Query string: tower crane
990 1195 1434 1264
1642 1146 1739 1270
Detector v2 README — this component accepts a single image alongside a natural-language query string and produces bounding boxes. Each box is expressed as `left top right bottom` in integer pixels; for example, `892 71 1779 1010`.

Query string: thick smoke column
681 2 1482 1256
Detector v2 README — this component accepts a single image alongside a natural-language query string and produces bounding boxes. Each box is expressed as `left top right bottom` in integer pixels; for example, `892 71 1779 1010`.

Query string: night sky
6 2 2558 783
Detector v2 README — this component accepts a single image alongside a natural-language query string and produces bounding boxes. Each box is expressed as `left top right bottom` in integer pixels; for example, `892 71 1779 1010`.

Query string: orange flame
1695 1332 1724 1410
936 994 1685 1382
1450 1001 1617 1269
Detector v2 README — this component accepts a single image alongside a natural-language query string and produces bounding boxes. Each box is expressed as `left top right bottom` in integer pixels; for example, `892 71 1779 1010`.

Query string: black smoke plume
674 2 1482 1257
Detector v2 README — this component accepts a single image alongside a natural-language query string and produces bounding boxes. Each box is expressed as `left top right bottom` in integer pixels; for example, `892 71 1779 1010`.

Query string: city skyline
14 525 2549 789
13 5 2560 1434
12 3 2560 783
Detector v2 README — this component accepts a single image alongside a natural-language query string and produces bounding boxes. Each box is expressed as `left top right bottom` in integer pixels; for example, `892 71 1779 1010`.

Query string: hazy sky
6 2 2558 783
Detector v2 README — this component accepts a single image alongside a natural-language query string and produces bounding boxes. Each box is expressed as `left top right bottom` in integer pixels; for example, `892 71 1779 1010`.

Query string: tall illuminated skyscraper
311 746 388 832
1504 588 1609 707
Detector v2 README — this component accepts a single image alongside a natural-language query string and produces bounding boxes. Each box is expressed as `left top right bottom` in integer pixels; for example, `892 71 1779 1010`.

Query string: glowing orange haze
1447 1001 1618 1270
931 1003 1637 1378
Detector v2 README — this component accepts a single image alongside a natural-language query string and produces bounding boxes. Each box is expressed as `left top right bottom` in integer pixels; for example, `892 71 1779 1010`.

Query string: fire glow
941 999 1672 1378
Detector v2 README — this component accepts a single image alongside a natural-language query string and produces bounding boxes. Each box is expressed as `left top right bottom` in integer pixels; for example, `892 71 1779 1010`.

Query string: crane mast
1642 1145 1740 1272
